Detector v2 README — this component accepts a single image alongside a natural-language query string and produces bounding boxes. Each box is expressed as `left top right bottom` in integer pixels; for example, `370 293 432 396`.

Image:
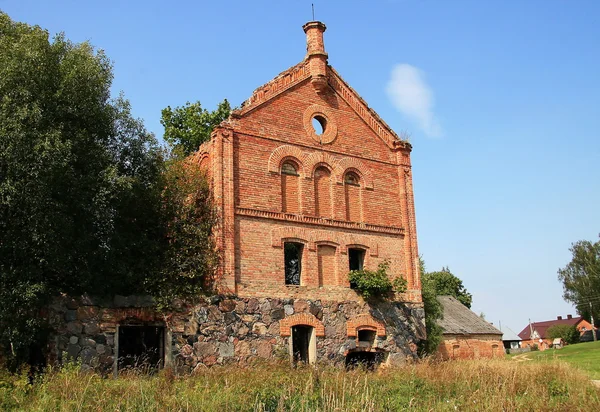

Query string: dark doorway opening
118 325 165 372
345 351 385 371
292 325 312 364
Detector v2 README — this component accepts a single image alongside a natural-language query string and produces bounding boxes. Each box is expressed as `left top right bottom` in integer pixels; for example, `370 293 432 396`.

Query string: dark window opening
118 325 164 373
285 242 303 285
348 248 365 271
292 325 312 364
312 115 326 135
344 172 360 186
358 329 376 347
345 351 385 371
281 161 298 175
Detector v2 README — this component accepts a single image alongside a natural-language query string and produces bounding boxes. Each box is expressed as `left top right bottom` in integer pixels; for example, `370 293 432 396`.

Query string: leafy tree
160 100 231 156
558 235 600 324
422 267 472 308
418 257 443 356
152 158 219 309
0 12 218 368
547 325 580 345
348 260 407 299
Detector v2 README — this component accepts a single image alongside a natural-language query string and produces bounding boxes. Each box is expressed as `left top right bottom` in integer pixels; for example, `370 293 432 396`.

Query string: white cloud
386 64 442 137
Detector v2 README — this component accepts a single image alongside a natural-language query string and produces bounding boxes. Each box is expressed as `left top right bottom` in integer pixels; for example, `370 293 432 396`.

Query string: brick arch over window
280 313 325 337
271 227 313 249
341 234 378 256
335 158 374 189
303 151 339 178
267 145 306 175
347 314 386 337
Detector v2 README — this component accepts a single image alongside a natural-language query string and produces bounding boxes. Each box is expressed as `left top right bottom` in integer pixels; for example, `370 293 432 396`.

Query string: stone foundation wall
48 295 425 374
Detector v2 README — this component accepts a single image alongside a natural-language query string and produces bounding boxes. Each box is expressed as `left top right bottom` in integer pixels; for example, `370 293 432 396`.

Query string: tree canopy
160 100 231 156
547 324 580 345
417 257 444 356
422 267 472 309
0 12 218 367
558 235 600 324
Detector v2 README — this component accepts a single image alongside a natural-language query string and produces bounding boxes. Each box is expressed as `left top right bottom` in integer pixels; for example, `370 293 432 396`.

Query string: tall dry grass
1 358 598 411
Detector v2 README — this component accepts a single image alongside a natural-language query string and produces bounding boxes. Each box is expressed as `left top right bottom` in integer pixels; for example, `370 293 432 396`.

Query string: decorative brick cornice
280 313 325 337
237 207 404 236
327 67 409 150
347 314 386 337
234 62 311 117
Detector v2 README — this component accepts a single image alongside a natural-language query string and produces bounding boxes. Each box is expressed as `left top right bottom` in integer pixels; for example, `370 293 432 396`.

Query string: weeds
0 359 598 411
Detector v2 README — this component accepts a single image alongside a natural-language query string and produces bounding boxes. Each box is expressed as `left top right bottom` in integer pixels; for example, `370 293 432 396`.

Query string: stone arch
280 313 325 337
267 145 306 175
335 158 374 189
347 314 386 337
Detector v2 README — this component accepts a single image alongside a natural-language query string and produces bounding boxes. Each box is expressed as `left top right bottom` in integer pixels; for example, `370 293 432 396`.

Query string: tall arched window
281 161 299 213
314 166 332 218
344 172 361 221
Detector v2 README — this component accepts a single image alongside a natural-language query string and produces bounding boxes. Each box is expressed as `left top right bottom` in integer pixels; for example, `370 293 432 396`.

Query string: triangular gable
232 61 407 150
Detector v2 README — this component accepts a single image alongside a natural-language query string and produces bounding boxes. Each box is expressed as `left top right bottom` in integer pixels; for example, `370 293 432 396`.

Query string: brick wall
438 334 505 360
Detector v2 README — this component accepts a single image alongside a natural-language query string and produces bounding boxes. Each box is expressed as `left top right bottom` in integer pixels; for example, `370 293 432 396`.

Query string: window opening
292 325 312 364
344 172 360 186
314 166 332 217
118 325 164 373
345 351 385 371
281 161 298 175
312 115 326 136
348 248 365 272
284 242 303 285
357 329 376 347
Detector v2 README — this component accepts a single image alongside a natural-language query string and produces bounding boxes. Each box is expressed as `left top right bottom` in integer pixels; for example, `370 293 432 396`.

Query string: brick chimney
303 21 328 92
567 314 572 319
557 316 563 320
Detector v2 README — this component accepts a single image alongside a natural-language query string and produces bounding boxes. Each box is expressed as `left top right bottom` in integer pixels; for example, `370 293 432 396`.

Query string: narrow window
317 244 336 286
314 166 332 217
344 172 361 221
348 248 365 272
284 242 303 285
281 161 299 213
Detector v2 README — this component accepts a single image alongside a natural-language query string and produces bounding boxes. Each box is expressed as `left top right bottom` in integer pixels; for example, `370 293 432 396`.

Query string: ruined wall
437 334 505 360
48 295 425 374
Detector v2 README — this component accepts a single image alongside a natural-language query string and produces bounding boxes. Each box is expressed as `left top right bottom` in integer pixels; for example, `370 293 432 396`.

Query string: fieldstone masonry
48 294 424 373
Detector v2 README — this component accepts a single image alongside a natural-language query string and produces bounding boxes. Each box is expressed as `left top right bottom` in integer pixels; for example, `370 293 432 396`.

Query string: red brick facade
198 21 421 304
438 335 505 360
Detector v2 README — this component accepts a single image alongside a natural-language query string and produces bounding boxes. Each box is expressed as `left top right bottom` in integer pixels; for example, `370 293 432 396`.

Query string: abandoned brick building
48 21 425 373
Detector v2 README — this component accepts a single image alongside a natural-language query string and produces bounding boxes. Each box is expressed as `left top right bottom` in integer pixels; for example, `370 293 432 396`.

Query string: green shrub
547 325 580 345
348 260 407 299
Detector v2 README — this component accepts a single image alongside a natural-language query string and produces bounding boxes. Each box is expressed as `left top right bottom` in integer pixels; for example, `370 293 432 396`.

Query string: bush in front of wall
348 260 407 299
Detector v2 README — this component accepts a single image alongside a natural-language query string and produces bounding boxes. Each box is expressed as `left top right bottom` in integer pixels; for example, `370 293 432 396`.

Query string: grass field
513 340 600 379
1 358 599 411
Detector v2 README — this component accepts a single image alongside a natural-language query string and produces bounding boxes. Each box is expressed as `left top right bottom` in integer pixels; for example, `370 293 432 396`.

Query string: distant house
517 315 595 350
436 296 504 359
500 326 521 350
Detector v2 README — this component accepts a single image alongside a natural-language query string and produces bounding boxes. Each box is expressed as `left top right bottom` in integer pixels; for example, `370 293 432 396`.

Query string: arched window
314 166 332 217
344 172 361 221
281 161 299 213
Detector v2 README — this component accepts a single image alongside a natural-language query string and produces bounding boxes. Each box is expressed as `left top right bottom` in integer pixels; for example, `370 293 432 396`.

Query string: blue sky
3 0 599 334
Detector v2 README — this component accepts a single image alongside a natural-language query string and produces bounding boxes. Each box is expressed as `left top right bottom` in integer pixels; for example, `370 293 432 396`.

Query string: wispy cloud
386 64 442 137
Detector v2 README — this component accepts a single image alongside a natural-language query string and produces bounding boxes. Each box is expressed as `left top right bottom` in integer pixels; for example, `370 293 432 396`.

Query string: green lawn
518 341 600 379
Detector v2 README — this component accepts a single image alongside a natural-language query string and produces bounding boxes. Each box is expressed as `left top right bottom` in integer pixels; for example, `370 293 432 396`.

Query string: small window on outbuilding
284 242 303 285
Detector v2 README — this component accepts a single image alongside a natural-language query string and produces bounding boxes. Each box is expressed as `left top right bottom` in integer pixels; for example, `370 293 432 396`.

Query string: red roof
518 316 583 340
